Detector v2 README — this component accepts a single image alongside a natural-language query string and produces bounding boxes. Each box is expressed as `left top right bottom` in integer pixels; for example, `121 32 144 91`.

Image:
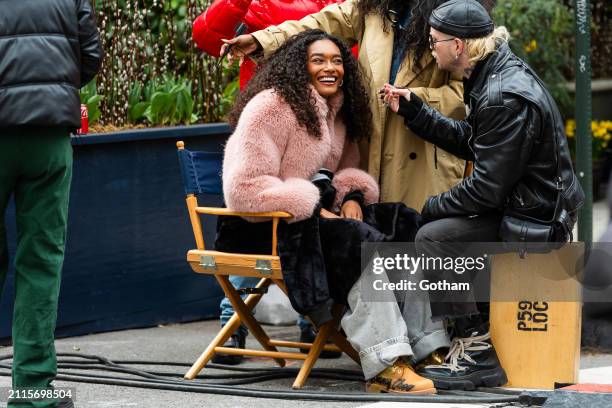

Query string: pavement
1 320 612 408
0 200 609 408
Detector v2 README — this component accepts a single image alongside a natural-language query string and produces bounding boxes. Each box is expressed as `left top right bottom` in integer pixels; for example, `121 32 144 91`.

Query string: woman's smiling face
306 39 345 98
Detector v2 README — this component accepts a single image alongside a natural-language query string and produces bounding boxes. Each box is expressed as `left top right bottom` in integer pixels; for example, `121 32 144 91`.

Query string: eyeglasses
429 35 455 49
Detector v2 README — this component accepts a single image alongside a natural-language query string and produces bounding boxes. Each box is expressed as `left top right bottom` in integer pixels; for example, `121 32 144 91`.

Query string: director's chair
176 141 359 389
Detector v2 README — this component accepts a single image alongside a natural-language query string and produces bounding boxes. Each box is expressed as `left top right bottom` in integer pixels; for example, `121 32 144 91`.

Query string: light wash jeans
220 275 310 338
341 260 450 379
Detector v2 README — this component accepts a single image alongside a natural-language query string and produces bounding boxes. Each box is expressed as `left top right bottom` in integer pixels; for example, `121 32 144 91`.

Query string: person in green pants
0 1 102 407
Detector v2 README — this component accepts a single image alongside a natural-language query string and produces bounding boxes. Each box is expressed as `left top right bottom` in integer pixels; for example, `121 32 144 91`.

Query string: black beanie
429 0 494 39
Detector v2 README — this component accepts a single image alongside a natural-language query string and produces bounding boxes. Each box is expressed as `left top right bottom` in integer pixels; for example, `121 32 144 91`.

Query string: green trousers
0 127 72 408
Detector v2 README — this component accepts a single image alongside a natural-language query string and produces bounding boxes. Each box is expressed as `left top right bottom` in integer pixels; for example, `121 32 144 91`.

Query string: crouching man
382 0 583 390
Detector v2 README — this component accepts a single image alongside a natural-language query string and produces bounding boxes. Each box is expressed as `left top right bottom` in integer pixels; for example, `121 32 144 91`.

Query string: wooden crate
490 245 583 389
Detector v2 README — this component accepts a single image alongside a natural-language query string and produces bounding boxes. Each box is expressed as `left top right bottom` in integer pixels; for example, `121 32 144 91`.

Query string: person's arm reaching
422 100 536 220
221 0 361 63
384 85 473 160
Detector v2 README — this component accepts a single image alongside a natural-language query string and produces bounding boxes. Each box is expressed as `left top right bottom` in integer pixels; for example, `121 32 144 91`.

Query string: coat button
409 152 417 160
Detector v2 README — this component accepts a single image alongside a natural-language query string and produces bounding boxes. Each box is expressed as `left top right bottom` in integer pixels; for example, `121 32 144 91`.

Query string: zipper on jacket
514 191 525 207
434 145 438 169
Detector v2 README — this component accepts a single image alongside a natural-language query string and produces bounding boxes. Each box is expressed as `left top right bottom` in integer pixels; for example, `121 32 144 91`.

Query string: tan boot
366 359 437 394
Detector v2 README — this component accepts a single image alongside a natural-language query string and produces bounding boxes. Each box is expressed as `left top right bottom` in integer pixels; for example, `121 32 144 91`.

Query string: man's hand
340 200 363 221
379 84 412 113
320 208 340 219
220 34 259 65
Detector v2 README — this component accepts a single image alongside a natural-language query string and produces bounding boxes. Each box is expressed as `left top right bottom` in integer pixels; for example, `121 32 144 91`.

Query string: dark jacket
0 0 102 129
398 42 584 226
215 202 422 326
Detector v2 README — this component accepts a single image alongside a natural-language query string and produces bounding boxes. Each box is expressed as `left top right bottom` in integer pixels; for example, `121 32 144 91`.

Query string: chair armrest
194 206 290 256
195 207 291 218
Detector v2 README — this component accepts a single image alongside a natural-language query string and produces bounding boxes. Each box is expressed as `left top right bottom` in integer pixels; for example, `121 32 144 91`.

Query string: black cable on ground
0 353 525 404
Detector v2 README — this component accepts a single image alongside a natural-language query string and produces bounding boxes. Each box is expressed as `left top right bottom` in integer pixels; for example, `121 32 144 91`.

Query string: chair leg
329 304 360 364
184 278 272 379
292 318 335 389
328 331 360 364
217 275 286 367
184 312 242 380
276 283 360 366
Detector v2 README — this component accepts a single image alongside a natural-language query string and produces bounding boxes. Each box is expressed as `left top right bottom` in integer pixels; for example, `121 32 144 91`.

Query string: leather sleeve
422 97 536 220
402 93 474 161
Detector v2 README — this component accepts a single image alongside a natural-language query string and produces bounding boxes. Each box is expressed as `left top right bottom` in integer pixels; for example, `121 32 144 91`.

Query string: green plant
91 0 238 126
566 119 612 161
79 79 103 124
494 0 574 117
128 75 198 126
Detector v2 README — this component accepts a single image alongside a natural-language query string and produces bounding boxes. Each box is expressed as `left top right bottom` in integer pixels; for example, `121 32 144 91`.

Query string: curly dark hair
356 0 496 72
228 30 371 142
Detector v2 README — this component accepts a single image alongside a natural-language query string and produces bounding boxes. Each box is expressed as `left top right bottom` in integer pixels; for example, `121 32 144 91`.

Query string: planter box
1 123 231 340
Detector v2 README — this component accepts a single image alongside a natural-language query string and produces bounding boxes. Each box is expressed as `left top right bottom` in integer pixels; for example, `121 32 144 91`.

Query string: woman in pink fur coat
216 29 446 394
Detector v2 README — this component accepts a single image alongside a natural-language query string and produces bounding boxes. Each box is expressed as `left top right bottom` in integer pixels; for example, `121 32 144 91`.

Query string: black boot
211 331 246 365
299 326 342 359
417 323 507 390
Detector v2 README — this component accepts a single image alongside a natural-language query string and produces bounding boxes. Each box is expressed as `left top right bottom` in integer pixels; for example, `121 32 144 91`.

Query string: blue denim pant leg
340 266 414 380
220 276 311 338
398 266 451 363
219 275 259 338
297 315 311 332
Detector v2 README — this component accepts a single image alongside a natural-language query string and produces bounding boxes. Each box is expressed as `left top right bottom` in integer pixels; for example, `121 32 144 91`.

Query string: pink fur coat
222 88 379 222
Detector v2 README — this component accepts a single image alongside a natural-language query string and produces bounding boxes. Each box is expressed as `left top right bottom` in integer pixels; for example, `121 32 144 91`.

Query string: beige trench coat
251 0 467 210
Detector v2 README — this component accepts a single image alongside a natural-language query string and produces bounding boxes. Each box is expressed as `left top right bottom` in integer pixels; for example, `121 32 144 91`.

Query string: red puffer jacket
192 0 345 89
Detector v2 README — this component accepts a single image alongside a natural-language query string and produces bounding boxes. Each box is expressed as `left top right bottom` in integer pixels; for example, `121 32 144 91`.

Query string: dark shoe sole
425 367 508 391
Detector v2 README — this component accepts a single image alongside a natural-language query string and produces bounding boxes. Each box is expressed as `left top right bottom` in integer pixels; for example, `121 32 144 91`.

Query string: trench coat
251 0 467 210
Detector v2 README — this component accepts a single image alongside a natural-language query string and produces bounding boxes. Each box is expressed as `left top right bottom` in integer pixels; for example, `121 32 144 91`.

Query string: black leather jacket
399 42 584 223
0 0 102 129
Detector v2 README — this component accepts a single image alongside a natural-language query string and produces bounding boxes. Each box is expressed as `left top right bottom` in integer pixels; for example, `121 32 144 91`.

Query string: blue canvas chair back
177 147 223 195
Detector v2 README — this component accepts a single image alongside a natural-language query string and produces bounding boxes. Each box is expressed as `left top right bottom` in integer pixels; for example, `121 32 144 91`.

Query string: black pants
415 213 502 323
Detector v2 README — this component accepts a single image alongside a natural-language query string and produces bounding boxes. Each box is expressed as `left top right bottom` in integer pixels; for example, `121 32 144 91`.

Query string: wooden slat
214 347 306 360
188 250 280 262
195 207 290 218
272 217 279 256
268 340 340 352
186 195 205 250
187 250 283 279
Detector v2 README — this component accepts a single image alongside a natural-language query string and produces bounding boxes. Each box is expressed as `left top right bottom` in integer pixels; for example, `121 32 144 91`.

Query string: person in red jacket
193 0 345 90
192 0 345 365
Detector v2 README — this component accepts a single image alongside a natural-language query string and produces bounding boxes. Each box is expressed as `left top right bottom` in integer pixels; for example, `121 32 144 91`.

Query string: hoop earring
339 79 344 87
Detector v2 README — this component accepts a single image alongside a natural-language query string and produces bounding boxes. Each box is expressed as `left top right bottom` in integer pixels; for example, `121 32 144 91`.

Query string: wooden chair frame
177 141 359 389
